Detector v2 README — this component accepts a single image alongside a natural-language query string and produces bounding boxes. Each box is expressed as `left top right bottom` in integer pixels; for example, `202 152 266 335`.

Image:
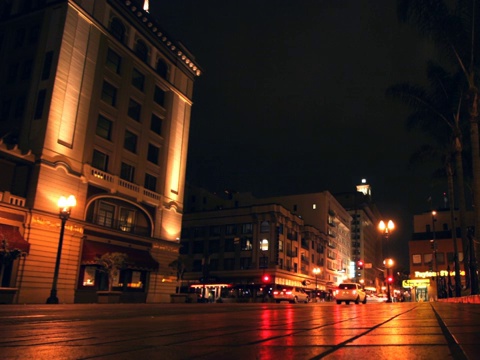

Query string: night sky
152 1 445 268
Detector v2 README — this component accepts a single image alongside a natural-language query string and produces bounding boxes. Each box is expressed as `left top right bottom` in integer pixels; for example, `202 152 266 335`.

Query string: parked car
273 287 309 303
335 283 367 304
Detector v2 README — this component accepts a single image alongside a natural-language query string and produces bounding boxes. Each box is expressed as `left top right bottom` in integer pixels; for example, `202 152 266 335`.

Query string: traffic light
357 260 364 270
387 276 393 283
262 274 270 283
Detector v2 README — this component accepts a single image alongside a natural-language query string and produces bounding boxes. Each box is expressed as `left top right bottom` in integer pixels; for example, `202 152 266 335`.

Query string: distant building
409 209 472 301
335 179 383 292
0 0 200 303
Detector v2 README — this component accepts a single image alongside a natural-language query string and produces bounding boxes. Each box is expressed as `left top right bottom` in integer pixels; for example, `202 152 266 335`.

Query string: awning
0 224 30 254
81 240 159 271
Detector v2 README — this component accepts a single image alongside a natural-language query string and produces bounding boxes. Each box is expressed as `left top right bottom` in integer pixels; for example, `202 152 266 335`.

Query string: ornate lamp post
46 195 76 304
378 220 394 303
313 267 321 301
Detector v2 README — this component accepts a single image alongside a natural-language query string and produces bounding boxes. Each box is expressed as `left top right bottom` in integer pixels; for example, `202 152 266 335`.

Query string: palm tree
387 62 466 296
397 0 480 294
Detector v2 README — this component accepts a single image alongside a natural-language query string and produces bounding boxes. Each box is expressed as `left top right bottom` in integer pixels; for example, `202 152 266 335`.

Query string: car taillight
353 290 357 295
286 291 292 295
273 291 279 295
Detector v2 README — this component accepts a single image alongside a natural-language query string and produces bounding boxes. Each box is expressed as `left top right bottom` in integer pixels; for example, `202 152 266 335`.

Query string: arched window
110 18 126 43
156 58 168 78
135 39 148 62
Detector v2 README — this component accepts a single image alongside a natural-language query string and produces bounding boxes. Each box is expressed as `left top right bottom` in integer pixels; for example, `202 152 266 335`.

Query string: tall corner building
0 0 200 303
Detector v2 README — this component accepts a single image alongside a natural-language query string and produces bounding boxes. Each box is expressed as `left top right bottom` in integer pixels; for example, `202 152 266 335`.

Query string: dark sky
152 1 445 268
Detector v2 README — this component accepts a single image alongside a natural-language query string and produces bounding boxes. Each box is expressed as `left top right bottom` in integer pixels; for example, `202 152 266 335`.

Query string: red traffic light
387 276 393 283
262 274 270 282
357 260 364 269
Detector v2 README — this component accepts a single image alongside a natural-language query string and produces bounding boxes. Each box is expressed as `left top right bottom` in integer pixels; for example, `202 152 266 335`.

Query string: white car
273 287 309 303
335 283 367 304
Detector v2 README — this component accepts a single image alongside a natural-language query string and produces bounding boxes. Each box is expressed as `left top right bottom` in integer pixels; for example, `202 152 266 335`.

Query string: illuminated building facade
409 209 472 301
0 0 200 303
180 186 351 301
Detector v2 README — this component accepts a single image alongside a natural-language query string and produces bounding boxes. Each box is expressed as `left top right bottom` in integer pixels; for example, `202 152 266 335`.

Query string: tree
95 252 128 292
398 0 480 294
387 62 466 296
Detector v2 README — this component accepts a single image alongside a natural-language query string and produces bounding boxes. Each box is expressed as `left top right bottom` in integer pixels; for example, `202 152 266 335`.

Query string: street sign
365 263 372 269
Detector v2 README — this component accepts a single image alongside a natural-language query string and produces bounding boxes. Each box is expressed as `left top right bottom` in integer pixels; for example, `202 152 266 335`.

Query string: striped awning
0 224 30 254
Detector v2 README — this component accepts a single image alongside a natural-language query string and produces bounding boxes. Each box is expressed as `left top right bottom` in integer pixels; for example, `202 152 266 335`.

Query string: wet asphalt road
0 301 479 359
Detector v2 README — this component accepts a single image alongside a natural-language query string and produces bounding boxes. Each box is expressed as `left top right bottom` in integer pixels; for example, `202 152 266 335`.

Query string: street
0 301 478 359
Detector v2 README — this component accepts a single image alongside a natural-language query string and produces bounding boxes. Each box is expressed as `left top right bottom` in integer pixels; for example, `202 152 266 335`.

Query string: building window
150 114 162 135
224 239 235 252
226 224 237 235
92 149 109 171
436 252 445 265
144 173 157 192
81 266 97 286
97 201 115 227
106 48 121 74
412 254 421 265
424 253 433 265
41 51 53 80
135 39 148 62
127 99 141 121
124 130 137 153
241 237 253 251
260 239 269 251
34 89 46 119
119 207 135 232
101 81 117 107
131 68 144 91
120 162 135 182
260 221 269 233
156 58 168 78
147 143 159 164
153 86 165 106
242 223 253 234
110 18 126 43
240 257 251 269
96 114 112 140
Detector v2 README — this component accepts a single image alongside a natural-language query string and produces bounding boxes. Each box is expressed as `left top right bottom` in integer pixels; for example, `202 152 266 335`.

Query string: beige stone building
0 0 199 303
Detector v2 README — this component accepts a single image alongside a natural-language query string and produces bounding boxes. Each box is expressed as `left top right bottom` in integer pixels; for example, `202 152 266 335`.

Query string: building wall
0 0 199 303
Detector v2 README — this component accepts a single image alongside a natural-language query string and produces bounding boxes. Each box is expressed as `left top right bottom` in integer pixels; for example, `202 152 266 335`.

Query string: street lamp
46 195 76 304
383 258 394 302
313 267 321 301
378 220 394 303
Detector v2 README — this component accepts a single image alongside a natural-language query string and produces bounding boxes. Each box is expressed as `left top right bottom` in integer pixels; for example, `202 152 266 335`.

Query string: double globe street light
46 195 76 304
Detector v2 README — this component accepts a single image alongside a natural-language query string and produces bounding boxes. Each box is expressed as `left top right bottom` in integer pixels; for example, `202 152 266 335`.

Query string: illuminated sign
402 279 430 288
414 270 465 279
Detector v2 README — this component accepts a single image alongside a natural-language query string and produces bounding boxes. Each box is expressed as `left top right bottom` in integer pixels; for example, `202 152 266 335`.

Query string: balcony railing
0 191 26 207
84 164 162 205
91 215 150 237
287 249 298 257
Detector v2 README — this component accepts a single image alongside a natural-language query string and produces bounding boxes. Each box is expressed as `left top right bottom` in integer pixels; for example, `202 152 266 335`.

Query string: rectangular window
436 252 445 265
150 114 162 135
127 99 141 121
97 201 115 227
119 207 135 232
120 162 135 182
92 149 109 171
226 225 237 235
124 130 137 153
132 68 145 91
154 86 165 106
424 253 433 264
241 237 253 251
106 48 122 74
147 143 159 164
144 173 157 191
42 51 53 80
412 254 422 265
101 81 117 107
96 114 112 140
34 89 46 119
242 223 253 234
